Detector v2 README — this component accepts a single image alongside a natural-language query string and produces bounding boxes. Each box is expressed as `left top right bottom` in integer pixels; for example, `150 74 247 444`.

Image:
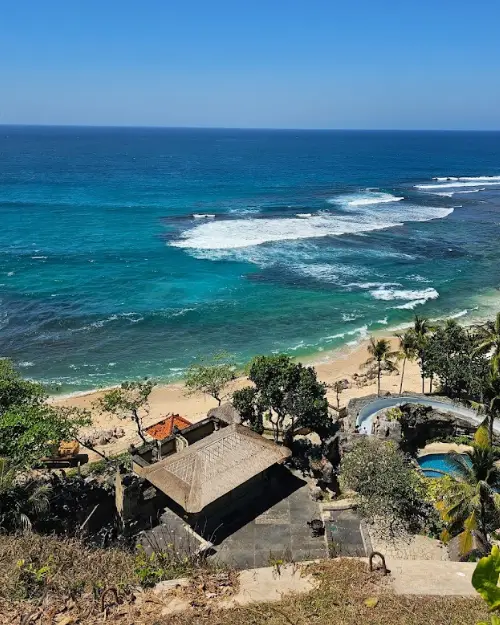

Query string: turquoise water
418 453 470 478
1 127 500 393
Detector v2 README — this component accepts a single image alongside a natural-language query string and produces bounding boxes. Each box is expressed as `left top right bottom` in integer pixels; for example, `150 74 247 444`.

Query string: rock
161 597 190 615
153 578 190 594
310 486 323 501
372 414 402 444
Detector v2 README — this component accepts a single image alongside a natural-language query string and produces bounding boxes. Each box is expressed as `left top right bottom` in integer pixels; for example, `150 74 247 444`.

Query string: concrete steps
386 558 476 596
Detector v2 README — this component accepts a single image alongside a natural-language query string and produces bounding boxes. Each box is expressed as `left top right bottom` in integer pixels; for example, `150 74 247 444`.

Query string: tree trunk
399 357 406 394
336 390 340 409
133 410 147 444
76 437 107 461
421 374 425 394
480 493 488 543
377 361 381 397
489 413 494 447
429 374 433 394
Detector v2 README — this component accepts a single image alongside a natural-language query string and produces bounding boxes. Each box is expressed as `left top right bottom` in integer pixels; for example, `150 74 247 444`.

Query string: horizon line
1 123 500 133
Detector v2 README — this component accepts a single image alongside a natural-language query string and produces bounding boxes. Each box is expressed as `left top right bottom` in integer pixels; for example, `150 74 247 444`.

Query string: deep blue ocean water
1 127 500 393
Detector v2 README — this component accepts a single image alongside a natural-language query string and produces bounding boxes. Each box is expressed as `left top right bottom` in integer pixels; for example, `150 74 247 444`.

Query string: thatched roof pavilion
135 423 290 513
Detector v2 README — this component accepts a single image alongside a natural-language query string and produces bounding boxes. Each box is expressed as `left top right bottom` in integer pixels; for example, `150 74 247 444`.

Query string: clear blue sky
1 0 499 129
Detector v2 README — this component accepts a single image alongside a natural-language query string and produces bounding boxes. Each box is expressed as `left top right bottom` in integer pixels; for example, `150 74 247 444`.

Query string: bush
386 407 404 422
339 437 436 538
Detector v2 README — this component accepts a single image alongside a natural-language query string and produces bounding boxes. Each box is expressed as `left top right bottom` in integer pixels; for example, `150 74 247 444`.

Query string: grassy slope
0 534 489 624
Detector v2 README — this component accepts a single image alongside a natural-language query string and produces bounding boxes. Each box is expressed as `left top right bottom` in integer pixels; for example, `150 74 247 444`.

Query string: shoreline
46 301 489 402
52 333 426 459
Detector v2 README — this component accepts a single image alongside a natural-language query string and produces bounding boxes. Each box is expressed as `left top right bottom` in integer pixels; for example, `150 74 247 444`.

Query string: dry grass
168 559 488 625
0 543 489 625
0 533 137 600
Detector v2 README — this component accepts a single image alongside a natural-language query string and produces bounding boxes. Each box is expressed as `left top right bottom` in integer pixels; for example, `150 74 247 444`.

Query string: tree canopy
184 352 236 405
0 360 90 468
339 437 433 538
96 379 155 444
363 338 398 397
233 354 331 444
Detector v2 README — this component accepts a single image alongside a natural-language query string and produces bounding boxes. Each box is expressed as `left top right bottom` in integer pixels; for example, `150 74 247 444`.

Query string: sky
1 0 499 130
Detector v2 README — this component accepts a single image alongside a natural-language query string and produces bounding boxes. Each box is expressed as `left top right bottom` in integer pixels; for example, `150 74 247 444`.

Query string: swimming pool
417 453 470 478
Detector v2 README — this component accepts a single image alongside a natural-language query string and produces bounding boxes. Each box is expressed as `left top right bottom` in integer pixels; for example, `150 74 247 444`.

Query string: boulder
372 413 403 445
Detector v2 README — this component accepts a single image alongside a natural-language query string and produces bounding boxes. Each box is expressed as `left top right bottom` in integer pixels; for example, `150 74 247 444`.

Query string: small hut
133 422 290 525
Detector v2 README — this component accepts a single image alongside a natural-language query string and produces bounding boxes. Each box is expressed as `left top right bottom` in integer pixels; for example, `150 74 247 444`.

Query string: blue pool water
418 453 470 478
2 127 500 392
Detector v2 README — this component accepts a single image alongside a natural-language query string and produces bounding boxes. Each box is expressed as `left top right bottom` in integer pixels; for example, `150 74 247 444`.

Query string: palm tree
332 380 344 410
438 441 500 555
397 330 417 394
475 312 500 373
472 367 500 446
412 315 433 394
364 338 398 397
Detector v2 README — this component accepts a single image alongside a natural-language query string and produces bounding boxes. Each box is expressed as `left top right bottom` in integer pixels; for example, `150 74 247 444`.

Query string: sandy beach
52 336 423 460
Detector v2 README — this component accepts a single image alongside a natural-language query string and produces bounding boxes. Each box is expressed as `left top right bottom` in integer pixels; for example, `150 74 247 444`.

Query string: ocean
1 126 499 393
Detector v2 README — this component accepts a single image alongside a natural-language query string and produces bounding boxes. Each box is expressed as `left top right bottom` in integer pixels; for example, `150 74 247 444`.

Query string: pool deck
417 442 472 456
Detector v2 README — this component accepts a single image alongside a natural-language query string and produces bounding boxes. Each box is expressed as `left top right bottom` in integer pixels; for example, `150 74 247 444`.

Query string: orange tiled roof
145 414 192 441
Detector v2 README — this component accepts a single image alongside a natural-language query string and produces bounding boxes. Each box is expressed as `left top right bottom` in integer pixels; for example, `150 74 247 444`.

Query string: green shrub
134 545 196 587
386 407 404 422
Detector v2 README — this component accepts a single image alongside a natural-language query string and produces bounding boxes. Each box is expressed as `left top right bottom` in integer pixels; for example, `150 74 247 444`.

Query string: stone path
387 559 476 596
368 530 449 561
213 477 328 569
327 509 368 557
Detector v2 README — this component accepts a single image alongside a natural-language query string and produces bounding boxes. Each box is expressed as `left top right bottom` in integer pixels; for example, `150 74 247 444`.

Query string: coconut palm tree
472 367 500 446
364 338 398 397
475 312 500 373
332 380 344 410
437 436 500 555
412 315 434 394
397 330 417 394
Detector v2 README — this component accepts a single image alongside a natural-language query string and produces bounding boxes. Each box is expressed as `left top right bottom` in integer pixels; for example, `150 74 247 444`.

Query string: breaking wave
416 180 500 190
370 286 439 305
171 204 453 250
432 175 500 182
329 190 404 208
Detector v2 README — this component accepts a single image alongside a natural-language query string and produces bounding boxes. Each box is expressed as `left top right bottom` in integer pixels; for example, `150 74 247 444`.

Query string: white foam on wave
408 274 430 283
370 286 439 304
292 263 365 283
448 309 468 319
454 188 486 194
172 204 453 250
416 181 500 190
346 281 402 290
394 299 427 310
432 175 500 182
329 190 404 208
